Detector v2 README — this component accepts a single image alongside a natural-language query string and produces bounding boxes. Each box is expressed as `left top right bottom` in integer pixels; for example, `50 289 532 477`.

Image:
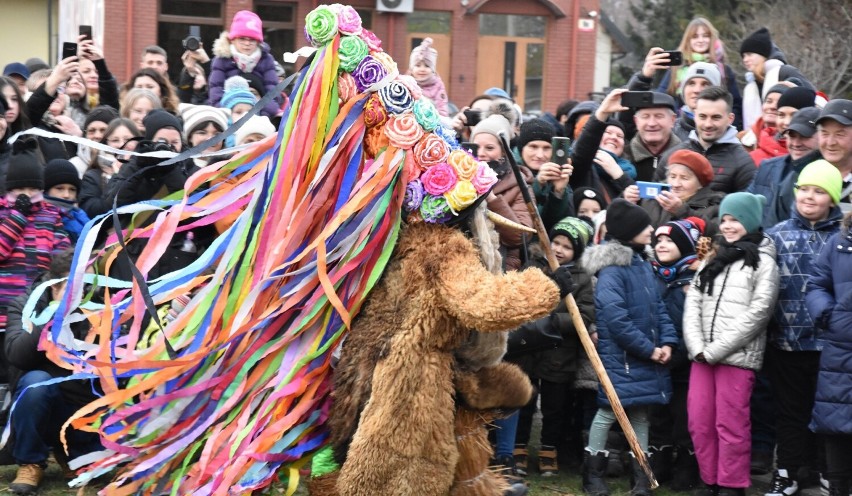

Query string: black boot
669 447 700 491
717 487 745 496
828 479 849 496
649 445 673 484
583 450 610 496
629 454 653 496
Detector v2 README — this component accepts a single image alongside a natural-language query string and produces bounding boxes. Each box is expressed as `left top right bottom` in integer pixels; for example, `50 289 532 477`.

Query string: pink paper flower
421 162 458 196
471 163 499 194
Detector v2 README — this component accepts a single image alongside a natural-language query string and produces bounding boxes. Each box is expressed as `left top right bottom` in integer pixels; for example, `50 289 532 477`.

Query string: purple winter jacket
209 32 281 118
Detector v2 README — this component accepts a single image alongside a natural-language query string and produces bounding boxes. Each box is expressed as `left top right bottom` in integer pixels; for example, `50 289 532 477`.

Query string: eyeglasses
235 37 258 44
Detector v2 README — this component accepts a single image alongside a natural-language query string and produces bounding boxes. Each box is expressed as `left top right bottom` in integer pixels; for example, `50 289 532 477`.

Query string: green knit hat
719 192 766 234
550 216 593 259
796 159 843 204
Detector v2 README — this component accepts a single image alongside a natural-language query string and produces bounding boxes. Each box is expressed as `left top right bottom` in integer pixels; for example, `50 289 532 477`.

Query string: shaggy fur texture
328 222 559 496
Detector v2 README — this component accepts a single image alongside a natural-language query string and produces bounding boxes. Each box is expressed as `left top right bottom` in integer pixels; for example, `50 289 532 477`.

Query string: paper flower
445 180 478 213
364 94 388 128
336 5 362 35
412 98 440 132
421 162 458 196
404 179 426 211
359 29 382 52
365 125 389 158
471 163 499 194
384 113 424 150
338 72 358 102
338 35 369 73
378 80 413 114
413 133 450 169
420 194 453 224
448 149 479 180
305 6 339 46
371 51 398 75
352 55 388 93
434 125 460 149
396 75 423 100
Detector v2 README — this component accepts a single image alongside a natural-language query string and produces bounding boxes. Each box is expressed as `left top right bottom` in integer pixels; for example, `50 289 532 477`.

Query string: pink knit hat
409 37 438 70
229 10 264 42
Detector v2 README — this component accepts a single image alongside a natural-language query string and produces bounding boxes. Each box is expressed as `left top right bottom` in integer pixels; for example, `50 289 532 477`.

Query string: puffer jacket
683 235 779 369
748 150 822 229
581 241 678 408
656 267 696 383
749 126 787 166
654 127 757 194
209 32 281 117
767 207 842 351
806 216 852 434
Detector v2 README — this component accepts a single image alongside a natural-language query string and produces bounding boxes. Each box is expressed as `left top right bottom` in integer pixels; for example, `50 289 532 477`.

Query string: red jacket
750 125 787 166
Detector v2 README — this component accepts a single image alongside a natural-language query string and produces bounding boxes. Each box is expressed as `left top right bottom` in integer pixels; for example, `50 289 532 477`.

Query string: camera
183 25 202 52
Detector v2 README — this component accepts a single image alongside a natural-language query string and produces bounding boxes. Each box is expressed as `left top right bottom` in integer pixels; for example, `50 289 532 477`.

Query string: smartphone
61 42 78 61
662 50 683 67
463 109 482 127
551 137 572 163
79 25 93 41
621 91 655 108
460 142 479 156
636 181 671 199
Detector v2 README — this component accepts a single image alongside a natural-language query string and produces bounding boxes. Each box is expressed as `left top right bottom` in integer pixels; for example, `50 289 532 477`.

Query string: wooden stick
497 133 658 488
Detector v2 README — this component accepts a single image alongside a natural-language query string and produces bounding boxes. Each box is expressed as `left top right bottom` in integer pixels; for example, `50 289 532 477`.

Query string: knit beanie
517 118 554 151
654 216 706 259
796 159 843 204
668 149 714 186
220 76 257 111
470 114 514 142
740 27 772 58
719 192 766 234
44 158 81 192
605 198 652 242
228 10 264 43
573 186 607 214
776 87 817 110
181 105 229 140
409 37 438 71
6 140 44 190
235 115 276 145
143 109 183 141
24 57 49 74
550 216 593 260
765 84 789 101
239 72 266 97
679 62 722 96
83 105 120 131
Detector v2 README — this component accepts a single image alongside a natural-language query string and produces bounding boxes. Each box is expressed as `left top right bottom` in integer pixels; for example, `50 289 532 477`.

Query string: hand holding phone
61 42 78 62
636 181 671 199
79 25 92 41
621 91 655 108
551 137 572 163
661 50 683 67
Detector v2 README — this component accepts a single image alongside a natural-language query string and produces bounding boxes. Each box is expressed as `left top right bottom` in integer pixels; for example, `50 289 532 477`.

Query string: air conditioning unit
376 0 414 13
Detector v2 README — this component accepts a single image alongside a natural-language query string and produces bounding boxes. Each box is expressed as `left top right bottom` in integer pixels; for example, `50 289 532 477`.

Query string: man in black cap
748 107 822 228
815 99 852 209
620 92 681 181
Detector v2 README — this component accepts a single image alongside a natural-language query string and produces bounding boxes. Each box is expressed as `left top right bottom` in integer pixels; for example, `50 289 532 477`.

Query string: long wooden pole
497 133 657 487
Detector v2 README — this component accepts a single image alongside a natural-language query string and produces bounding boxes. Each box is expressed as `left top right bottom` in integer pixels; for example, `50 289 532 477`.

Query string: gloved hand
13 194 32 216
548 265 574 299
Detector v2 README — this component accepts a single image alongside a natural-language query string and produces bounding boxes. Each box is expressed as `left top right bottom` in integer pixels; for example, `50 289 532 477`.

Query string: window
157 0 224 82
479 14 546 38
407 11 451 34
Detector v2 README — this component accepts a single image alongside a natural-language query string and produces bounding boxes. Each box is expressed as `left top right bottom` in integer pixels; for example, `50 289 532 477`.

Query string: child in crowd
180 105 229 167
684 192 779 496
509 216 595 477
235 115 276 145
765 160 843 495
580 199 678 496
409 37 449 117
220 76 258 147
209 10 280 118
649 217 707 490
42 159 90 243
574 187 607 221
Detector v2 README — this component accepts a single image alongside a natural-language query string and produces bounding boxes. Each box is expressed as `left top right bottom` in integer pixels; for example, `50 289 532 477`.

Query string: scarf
230 45 262 74
598 149 637 180
697 232 763 295
652 255 697 283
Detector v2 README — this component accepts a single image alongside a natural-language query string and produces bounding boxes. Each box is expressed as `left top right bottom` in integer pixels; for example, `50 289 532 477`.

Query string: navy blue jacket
581 241 678 408
748 149 822 229
806 219 852 434
655 267 696 383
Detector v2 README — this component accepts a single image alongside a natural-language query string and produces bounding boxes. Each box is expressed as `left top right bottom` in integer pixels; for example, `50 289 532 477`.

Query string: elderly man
815 99 852 211
621 92 681 182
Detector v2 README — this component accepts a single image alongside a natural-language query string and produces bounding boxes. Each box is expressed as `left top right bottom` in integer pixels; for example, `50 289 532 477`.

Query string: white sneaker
820 474 829 496
766 469 799 496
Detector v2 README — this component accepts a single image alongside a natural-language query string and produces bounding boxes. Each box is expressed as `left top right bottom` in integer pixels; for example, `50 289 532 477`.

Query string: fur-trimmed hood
581 242 651 275
212 31 271 58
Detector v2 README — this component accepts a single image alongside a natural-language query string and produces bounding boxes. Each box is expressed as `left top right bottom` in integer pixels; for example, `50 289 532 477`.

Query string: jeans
494 411 519 458
587 405 649 453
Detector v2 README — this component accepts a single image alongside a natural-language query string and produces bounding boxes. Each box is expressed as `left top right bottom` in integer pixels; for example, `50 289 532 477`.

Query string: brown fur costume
326 221 560 496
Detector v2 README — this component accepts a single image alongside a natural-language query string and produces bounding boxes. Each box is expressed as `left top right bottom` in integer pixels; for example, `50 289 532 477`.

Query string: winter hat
776 87 816 110
228 10 264 43
796 159 843 204
235 115 276 145
470 114 514 142
484 87 511 100
785 106 820 137
83 105 120 131
764 84 789 101
668 149 714 186
6 139 44 190
740 27 773 58
679 62 721 95
573 186 607 214
409 37 438 71
654 216 706 259
550 216 593 260
719 192 766 234
220 76 257 111
181 105 229 140
44 158 81 192
517 118 554 151
143 109 183 141
605 198 652 242
24 57 49 74
239 72 266 97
